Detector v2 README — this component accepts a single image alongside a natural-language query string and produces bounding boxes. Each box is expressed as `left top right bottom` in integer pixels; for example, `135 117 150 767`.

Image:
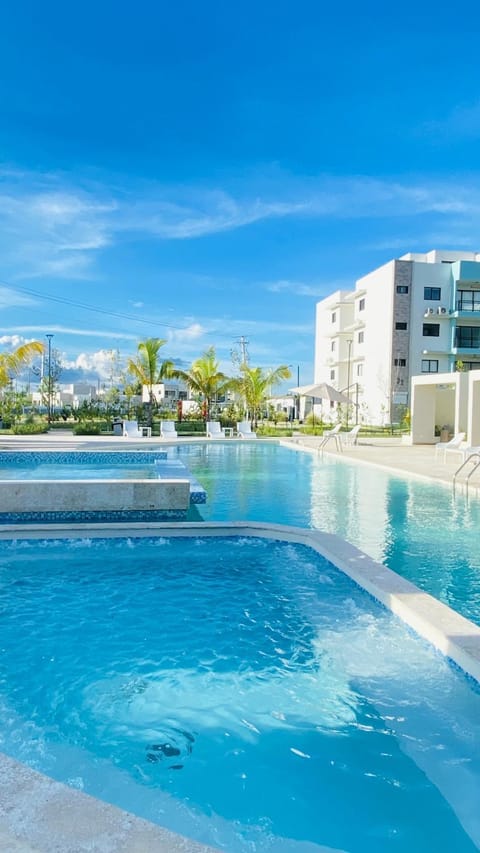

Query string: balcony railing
456 297 480 312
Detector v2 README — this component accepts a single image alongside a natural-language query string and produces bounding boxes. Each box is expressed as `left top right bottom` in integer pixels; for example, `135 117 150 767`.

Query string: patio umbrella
290 382 350 426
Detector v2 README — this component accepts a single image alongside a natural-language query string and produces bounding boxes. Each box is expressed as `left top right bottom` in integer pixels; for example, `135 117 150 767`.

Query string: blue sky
1 0 480 388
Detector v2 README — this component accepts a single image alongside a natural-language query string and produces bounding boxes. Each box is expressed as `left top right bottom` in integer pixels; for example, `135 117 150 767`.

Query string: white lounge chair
123 420 144 438
318 423 342 451
343 424 361 447
237 421 257 439
206 421 225 439
160 420 178 439
435 431 465 463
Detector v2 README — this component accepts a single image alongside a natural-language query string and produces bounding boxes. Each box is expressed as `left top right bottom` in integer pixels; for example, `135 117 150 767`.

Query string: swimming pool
1 533 479 853
174 442 480 626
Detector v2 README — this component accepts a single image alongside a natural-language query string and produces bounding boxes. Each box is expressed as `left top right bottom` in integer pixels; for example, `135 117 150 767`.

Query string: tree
235 364 292 427
170 347 234 421
126 338 173 426
0 341 44 391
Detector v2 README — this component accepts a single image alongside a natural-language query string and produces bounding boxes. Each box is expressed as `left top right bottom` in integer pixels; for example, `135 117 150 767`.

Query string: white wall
356 261 395 423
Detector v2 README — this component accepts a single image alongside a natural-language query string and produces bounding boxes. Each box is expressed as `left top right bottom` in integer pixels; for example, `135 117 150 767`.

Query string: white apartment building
314 250 480 425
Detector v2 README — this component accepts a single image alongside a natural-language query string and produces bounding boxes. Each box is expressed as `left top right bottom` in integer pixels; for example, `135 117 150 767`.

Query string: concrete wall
409 261 453 376
0 479 191 514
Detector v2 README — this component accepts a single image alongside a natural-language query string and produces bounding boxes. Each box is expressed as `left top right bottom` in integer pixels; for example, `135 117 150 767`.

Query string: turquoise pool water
0 535 479 853
0 463 157 479
175 443 480 626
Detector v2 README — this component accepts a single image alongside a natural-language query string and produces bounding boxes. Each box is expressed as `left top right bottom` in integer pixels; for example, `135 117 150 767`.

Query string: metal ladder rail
453 453 480 495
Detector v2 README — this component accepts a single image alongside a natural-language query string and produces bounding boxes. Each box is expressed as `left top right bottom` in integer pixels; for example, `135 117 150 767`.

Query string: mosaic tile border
0 451 168 466
0 509 186 525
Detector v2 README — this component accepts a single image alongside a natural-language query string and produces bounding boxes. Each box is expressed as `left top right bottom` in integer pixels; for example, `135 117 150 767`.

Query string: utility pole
235 336 249 365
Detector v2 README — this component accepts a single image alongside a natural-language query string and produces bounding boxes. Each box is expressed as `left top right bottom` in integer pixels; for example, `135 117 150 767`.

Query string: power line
0 277 239 341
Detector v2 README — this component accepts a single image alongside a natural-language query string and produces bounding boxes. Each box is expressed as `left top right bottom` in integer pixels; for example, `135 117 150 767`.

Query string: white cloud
0 324 138 341
168 322 205 343
2 165 480 283
0 286 37 308
0 334 42 349
266 278 353 297
62 349 122 381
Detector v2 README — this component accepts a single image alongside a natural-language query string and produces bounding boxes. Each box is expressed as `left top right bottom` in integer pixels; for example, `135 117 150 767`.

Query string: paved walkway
1 430 478 493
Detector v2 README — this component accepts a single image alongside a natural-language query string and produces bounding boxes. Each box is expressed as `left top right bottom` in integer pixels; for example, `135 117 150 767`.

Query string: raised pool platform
0 450 206 523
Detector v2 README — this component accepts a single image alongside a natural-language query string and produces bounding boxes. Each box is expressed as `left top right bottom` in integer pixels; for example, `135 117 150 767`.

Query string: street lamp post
346 339 353 430
296 364 300 421
46 334 53 424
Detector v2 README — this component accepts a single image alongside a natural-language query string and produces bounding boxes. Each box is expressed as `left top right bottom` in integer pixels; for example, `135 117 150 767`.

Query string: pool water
0 463 157 479
0 536 479 853
176 443 480 626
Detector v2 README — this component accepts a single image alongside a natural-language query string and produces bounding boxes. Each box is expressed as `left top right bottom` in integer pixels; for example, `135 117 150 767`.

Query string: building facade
314 250 480 425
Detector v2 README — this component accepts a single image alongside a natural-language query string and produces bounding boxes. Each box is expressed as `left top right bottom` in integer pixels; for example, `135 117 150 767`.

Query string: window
331 312 336 323
396 285 409 294
356 364 363 377
395 322 407 330
424 287 441 300
457 290 480 312
455 326 480 348
394 358 406 367
358 331 364 343
421 359 439 373
423 323 440 337
331 340 336 352
359 298 365 311
330 369 335 380
456 361 480 371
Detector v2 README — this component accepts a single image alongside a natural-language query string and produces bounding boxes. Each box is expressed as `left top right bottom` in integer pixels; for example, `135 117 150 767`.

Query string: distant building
314 250 480 424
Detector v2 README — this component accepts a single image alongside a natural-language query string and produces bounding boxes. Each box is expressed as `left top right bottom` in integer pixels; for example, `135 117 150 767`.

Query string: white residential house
314 250 480 425
141 381 189 406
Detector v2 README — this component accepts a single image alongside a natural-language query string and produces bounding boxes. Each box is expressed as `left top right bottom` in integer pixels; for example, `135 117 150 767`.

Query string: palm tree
170 346 234 421
126 338 174 426
0 340 44 391
236 364 292 427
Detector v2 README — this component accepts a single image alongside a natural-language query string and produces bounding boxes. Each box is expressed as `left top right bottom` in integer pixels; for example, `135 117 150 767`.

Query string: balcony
452 290 480 318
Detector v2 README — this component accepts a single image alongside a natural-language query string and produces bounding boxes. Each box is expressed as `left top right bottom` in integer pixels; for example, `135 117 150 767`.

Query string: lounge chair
206 421 226 439
122 420 144 438
160 420 178 439
237 421 257 439
435 431 465 463
318 423 342 452
343 424 361 447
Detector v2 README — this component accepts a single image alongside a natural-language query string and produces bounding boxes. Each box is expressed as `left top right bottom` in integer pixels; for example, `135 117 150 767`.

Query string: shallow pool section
0 533 479 853
0 451 206 523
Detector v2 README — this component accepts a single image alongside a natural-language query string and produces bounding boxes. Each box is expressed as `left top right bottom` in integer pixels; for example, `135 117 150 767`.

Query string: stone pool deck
282 434 476 491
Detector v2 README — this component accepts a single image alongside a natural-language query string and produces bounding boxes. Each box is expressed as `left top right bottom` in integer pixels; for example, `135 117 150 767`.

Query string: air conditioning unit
427 307 435 315
437 306 447 315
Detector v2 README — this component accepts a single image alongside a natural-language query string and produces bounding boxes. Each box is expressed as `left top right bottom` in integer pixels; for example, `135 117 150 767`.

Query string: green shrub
12 421 49 435
257 426 292 437
175 420 206 434
72 423 101 435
